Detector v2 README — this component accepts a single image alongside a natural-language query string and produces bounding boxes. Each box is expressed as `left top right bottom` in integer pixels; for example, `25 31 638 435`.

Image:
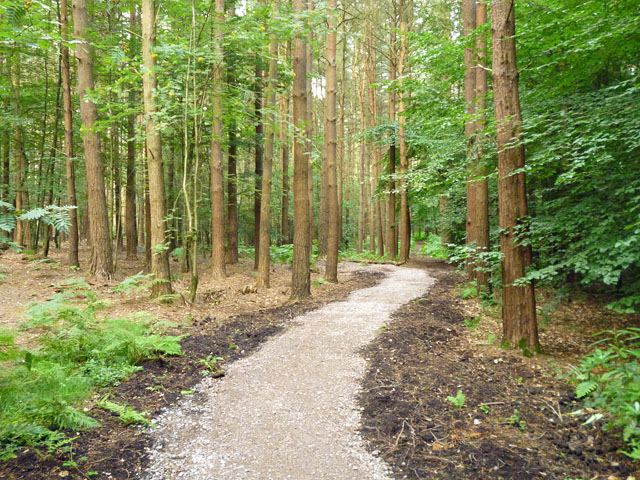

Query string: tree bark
492 0 538 350
257 0 280 288
72 0 113 277
386 5 398 259
470 0 491 290
291 0 311 300
254 62 264 269
211 0 227 280
398 1 411 263
306 2 315 251
142 0 172 297
324 0 339 283
226 120 239 263
279 53 291 245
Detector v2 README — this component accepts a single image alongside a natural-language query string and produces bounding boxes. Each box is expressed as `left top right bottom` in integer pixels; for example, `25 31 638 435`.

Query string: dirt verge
359 263 639 480
1 267 383 480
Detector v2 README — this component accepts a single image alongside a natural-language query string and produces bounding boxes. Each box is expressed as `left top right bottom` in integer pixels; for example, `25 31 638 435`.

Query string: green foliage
199 355 224 376
446 389 466 408
463 317 481 330
96 397 150 426
419 233 449 259
0 286 184 460
113 271 157 295
506 409 527 431
569 327 640 459
270 244 294 264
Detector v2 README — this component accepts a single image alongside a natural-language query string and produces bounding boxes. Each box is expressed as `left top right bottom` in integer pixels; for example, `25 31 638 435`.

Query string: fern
97 397 150 426
4 2 26 27
576 380 598 398
113 271 156 294
1 288 184 459
0 213 16 233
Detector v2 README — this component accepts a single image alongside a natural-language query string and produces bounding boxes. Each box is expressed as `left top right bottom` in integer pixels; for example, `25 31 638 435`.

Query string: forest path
144 264 435 480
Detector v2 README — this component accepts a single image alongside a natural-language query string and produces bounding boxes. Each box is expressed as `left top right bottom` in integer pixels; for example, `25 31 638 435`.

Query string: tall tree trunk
72 0 113 277
398 1 410 263
1 133 9 204
211 0 227 279
337 15 347 248
324 0 339 283
43 45 63 258
356 45 366 253
291 0 311 300
257 0 279 288
8 56 30 248
306 4 315 252
125 8 140 261
142 0 172 297
386 6 398 259
463 0 479 276
279 54 291 245
471 0 490 290
254 62 264 269
60 0 79 266
222 123 238 266
226 120 239 263
492 0 538 350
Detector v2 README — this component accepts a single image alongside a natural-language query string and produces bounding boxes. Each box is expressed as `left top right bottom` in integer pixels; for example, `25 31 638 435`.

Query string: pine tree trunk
226 120 239 264
254 63 264 269
279 64 291 245
60 0 79 266
386 10 398 259
210 0 227 280
398 1 411 263
257 0 279 288
305 4 315 251
142 0 172 297
337 17 347 248
471 0 490 290
72 0 113 277
492 0 538 351
291 0 311 300
125 9 138 260
324 0 339 283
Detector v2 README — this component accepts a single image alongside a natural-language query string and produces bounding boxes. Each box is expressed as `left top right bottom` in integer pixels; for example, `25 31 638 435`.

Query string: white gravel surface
143 264 434 480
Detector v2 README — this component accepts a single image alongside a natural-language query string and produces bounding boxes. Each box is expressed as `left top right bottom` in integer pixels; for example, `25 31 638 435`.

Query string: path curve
144 264 435 480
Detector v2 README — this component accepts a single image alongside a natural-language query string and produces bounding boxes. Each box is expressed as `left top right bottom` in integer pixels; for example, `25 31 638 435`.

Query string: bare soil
359 258 640 480
0 246 383 480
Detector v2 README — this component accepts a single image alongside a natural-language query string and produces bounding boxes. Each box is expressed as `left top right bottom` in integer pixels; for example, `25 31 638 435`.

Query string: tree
125 8 138 260
142 0 172 297
291 0 311 300
257 0 280 288
324 0 339 283
60 0 80 267
398 0 410 263
464 0 490 290
491 0 538 350
72 0 113 278
386 1 399 260
210 0 227 280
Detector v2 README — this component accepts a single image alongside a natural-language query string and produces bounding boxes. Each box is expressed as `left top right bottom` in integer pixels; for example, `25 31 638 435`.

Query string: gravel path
144 264 435 480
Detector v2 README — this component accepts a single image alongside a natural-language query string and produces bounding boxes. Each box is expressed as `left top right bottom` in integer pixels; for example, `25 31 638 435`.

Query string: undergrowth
569 327 640 460
419 232 450 259
0 279 184 461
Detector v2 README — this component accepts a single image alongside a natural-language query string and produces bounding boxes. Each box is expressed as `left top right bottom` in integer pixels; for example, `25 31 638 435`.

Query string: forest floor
0 246 639 479
360 257 640 480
